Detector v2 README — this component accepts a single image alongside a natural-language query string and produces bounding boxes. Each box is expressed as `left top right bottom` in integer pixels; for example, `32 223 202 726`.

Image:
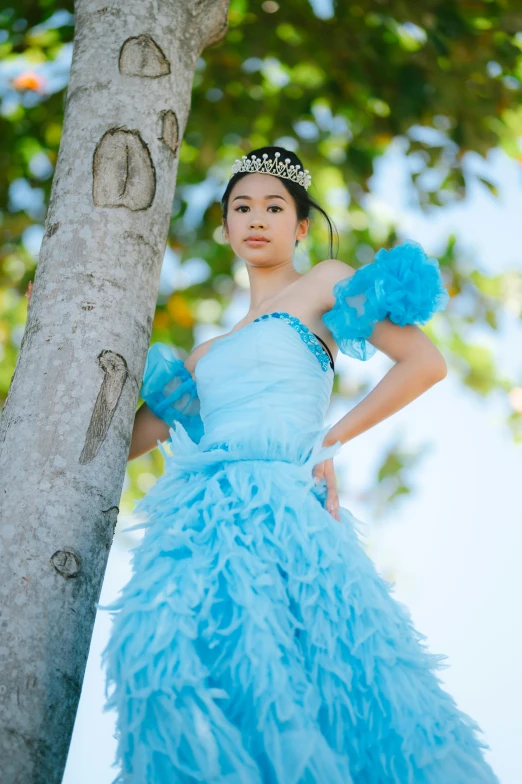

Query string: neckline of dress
254 311 335 370
193 311 335 380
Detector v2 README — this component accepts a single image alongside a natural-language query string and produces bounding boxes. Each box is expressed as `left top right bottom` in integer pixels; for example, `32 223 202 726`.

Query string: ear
295 217 309 242
222 217 229 243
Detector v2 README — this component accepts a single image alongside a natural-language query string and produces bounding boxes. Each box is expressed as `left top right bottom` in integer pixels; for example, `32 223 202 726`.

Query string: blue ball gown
98 242 499 783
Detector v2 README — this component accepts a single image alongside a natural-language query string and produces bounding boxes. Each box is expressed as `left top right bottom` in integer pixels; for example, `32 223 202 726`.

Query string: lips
245 235 269 244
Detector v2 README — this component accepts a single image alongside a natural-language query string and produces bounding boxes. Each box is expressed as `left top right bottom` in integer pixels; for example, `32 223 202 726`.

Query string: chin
238 246 272 263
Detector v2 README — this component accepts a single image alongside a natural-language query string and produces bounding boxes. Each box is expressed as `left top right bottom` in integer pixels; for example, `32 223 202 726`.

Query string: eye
268 205 282 213
234 205 249 212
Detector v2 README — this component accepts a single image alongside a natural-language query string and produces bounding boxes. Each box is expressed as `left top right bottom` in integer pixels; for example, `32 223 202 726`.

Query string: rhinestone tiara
231 152 312 190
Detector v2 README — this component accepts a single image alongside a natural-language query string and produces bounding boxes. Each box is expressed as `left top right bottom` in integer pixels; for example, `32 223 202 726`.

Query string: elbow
399 351 447 385
422 354 448 384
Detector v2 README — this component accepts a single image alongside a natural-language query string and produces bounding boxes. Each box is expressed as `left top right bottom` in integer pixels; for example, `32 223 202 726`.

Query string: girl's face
223 173 309 265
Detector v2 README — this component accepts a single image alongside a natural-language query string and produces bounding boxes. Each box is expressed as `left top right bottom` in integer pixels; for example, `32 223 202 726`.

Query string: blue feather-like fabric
140 342 204 444
98 272 498 783
322 240 450 360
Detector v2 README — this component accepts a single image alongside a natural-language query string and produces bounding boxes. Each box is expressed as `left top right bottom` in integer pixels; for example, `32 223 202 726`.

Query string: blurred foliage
1 0 522 517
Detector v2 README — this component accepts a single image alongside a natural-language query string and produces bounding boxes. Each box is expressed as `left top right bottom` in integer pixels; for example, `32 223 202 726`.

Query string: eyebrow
232 194 287 202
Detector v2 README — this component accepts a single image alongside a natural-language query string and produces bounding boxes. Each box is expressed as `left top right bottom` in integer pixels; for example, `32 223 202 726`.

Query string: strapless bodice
194 315 334 451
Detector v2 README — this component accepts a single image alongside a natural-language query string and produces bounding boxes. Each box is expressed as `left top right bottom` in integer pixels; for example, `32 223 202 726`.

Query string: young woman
94 147 498 783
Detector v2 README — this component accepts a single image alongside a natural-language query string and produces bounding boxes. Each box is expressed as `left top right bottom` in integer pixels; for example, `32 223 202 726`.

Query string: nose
249 214 267 229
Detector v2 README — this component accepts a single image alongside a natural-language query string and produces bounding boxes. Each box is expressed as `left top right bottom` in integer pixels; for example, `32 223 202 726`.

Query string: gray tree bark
0 1 228 781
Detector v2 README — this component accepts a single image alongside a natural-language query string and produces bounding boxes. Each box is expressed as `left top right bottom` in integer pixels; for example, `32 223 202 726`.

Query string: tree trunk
0 2 228 781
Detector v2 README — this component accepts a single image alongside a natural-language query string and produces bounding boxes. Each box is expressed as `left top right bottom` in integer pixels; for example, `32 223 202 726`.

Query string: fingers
25 281 33 306
325 490 340 520
324 459 340 521
313 459 341 521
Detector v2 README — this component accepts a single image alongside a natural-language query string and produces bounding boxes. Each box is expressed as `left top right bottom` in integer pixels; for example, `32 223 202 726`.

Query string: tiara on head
231 152 312 190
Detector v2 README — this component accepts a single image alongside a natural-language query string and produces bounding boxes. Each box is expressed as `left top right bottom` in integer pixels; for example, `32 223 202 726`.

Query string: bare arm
312 259 448 447
324 328 447 445
127 403 171 462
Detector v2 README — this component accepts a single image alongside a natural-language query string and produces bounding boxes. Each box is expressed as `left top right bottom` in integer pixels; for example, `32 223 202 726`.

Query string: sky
63 143 522 783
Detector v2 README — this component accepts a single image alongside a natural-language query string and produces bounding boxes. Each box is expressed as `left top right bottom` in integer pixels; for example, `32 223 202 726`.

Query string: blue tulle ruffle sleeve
321 240 450 360
140 342 204 444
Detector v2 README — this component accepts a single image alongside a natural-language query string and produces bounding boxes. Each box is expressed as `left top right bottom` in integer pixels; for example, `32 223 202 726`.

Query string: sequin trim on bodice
253 312 334 372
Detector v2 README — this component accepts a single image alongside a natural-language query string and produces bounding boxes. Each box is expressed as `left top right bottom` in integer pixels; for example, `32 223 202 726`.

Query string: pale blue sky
64 145 521 783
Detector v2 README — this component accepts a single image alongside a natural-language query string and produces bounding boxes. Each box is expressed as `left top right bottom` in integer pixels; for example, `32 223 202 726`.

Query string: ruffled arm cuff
321 240 450 360
140 342 204 444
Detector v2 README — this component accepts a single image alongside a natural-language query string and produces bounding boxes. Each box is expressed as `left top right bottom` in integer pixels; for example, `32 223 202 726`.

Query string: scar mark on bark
50 548 81 578
102 506 119 531
122 230 155 252
102 506 120 549
119 34 170 78
159 110 179 155
204 16 229 48
44 221 61 238
93 128 156 211
79 351 128 464
20 318 42 352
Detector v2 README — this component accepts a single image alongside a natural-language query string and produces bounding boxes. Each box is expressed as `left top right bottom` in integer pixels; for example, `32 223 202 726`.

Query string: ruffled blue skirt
98 422 498 783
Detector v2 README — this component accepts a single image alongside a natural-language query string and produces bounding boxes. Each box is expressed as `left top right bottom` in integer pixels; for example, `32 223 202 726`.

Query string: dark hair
221 146 338 259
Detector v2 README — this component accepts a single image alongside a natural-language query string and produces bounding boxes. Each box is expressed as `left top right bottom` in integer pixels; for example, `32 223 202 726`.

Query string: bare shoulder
306 258 357 310
184 337 214 374
182 341 208 382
